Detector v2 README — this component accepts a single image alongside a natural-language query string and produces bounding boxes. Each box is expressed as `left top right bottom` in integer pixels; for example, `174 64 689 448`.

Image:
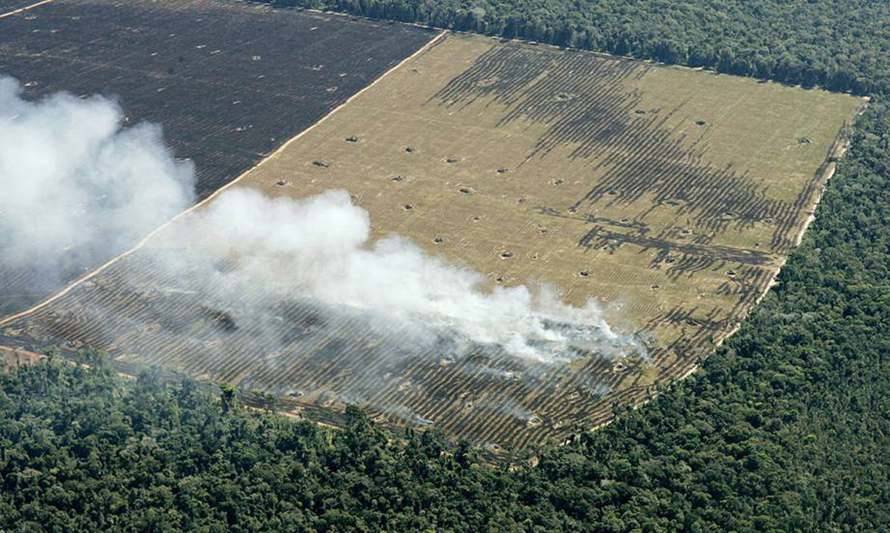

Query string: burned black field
0 0 434 317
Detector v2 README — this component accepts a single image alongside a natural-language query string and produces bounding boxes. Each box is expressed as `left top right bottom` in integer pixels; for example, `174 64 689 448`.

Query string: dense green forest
3 1 889 530
256 0 890 96
3 102 888 530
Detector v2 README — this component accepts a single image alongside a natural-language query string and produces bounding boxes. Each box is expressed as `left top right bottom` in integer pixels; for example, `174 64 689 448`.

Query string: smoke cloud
0 76 195 281
156 187 642 363
1 75 642 366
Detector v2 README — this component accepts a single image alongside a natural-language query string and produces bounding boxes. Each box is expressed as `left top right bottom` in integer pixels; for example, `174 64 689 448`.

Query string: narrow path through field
0 0 54 19
0 29 447 328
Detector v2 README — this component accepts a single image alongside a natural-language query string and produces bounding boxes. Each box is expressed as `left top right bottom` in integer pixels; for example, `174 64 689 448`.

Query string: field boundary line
0 29 447 328
0 0 54 19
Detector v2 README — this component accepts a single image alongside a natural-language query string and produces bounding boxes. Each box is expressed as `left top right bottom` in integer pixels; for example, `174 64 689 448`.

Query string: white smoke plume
158 187 642 363
0 76 195 278
0 74 641 365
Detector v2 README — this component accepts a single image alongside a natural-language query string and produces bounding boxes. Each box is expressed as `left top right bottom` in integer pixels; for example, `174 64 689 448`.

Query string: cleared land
0 33 861 450
0 0 434 318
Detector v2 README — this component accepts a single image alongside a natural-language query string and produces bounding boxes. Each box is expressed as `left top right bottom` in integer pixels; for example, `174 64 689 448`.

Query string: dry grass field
0 33 862 450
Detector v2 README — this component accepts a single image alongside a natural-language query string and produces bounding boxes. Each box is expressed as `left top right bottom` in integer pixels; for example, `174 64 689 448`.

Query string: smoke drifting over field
0 75 640 363
158 188 642 363
0 76 195 281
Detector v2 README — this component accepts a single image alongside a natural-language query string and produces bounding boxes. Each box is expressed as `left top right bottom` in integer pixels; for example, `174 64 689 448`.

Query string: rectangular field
0 0 435 318
1 33 862 450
